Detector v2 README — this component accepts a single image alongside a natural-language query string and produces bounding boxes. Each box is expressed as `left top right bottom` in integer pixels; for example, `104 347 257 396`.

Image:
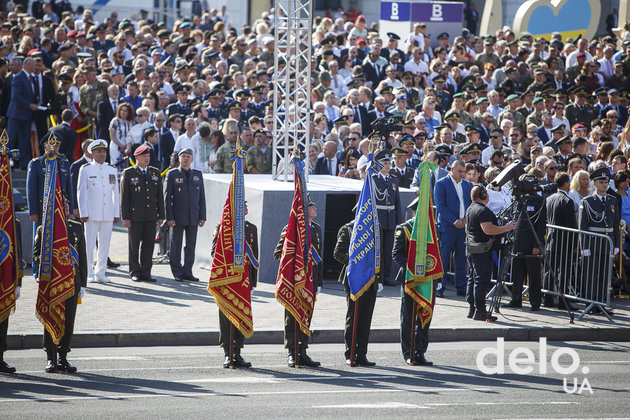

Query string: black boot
287 351 296 368
107 258 120 268
233 352 251 368
45 350 58 373
299 350 321 368
502 300 522 308
58 352 77 373
0 354 16 374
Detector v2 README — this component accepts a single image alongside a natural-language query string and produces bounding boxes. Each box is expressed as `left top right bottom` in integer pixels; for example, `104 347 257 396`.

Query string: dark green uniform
564 102 598 128
212 222 258 354
273 222 323 352
120 165 165 281
333 221 379 363
34 219 87 367
392 219 431 363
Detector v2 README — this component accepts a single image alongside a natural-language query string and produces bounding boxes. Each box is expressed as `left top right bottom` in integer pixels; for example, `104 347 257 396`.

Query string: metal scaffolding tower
272 0 312 181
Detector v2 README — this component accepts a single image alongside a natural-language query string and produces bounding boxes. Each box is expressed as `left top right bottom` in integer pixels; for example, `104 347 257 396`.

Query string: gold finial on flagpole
46 131 60 148
0 129 8 151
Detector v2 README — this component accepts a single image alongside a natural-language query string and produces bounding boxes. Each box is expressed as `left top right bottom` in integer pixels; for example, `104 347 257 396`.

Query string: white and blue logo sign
380 2 411 21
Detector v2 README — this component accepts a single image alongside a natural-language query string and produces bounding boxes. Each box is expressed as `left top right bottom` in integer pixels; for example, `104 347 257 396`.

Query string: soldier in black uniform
164 148 206 282
578 167 620 308
552 135 573 172
120 145 165 282
502 175 547 311
333 220 381 367
564 87 598 128
165 84 192 119
273 197 323 368
390 147 415 188
392 197 434 366
373 149 403 286
33 207 87 373
211 203 258 368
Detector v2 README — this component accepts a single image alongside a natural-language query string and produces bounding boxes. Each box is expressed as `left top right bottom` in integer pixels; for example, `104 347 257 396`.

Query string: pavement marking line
314 402 430 409
0 387 492 403
178 375 398 384
314 401 581 409
70 356 147 361
15 365 288 374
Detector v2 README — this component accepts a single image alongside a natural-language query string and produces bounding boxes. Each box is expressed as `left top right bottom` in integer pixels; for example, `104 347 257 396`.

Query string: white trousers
85 220 113 278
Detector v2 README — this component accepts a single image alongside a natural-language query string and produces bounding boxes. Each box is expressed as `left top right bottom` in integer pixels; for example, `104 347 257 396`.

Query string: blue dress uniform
578 167 620 305
26 138 74 277
120 146 165 282
165 85 192 119
164 149 207 281
205 89 226 121
372 150 404 286
392 198 433 366
390 147 415 189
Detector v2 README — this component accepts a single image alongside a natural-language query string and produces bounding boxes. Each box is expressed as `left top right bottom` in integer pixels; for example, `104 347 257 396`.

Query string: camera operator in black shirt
465 185 516 321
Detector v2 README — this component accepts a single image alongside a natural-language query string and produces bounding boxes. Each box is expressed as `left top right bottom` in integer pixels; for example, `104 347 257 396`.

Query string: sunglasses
492 160 503 165
490 135 499 139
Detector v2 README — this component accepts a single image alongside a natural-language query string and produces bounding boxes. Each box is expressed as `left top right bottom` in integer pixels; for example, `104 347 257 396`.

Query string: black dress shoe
233 354 251 368
131 275 141 282
473 311 497 322
467 307 475 318
435 290 444 297
345 359 352 366
174 276 184 282
107 258 121 268
502 300 522 308
299 352 321 367
183 275 200 282
530 306 540 312
58 359 77 373
456 290 466 296
288 354 296 368
413 354 433 366
355 356 376 367
0 360 16 373
143 277 157 282
45 360 58 373
223 356 232 368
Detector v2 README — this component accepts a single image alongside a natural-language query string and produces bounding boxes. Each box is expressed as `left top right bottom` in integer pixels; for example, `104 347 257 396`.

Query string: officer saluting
164 148 206 282
273 197 323 368
372 149 403 286
120 145 165 282
578 167 620 307
392 197 433 366
33 203 87 373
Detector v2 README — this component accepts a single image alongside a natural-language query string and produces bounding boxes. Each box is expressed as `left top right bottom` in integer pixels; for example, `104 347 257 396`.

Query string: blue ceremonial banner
229 146 246 267
347 155 382 301
39 151 59 282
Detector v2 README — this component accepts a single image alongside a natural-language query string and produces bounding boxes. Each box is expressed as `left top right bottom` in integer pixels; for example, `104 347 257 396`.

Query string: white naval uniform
77 161 120 280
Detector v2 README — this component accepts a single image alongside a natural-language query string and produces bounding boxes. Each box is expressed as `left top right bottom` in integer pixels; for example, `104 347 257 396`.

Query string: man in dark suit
7 57 39 169
96 84 120 143
366 96 392 129
1 58 21 124
159 114 182 171
164 148 206 282
362 49 384 89
46 109 77 162
32 58 56 142
346 88 370 134
313 140 341 175
120 145 165 282
434 160 472 296
544 172 577 309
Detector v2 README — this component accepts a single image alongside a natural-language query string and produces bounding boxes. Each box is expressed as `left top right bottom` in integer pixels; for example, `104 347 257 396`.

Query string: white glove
316 286 321 295
581 249 591 257
614 248 619 255
78 287 86 298
377 283 383 293
14 286 20 300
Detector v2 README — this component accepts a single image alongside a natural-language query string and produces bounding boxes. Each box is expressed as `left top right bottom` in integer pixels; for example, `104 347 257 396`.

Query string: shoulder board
311 221 321 229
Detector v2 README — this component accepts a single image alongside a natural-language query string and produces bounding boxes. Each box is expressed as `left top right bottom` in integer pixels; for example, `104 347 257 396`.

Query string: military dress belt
587 227 613 233
376 205 395 211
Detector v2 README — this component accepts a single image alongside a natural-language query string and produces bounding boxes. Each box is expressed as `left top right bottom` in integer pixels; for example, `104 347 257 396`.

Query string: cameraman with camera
502 174 547 311
465 185 516 321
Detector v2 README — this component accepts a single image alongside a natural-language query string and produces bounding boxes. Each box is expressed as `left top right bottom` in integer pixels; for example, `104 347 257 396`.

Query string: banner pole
294 318 300 368
350 299 359 367
409 299 417 366
229 323 234 369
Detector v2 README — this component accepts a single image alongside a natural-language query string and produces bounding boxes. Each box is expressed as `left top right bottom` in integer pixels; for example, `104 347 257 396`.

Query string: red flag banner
0 149 19 324
36 156 75 344
207 172 253 338
275 161 314 336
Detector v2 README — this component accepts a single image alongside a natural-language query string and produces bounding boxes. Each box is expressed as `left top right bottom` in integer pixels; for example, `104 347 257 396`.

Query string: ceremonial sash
207 146 253 338
405 161 444 328
276 150 314 336
36 151 76 344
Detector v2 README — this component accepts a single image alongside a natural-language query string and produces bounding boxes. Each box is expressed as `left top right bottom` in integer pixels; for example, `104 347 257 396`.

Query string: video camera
370 116 403 135
491 160 557 199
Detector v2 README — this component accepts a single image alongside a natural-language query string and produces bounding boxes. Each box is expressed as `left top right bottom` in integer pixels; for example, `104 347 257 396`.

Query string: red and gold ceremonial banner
405 161 444 328
36 153 75 344
0 146 20 324
207 148 253 338
275 154 314 336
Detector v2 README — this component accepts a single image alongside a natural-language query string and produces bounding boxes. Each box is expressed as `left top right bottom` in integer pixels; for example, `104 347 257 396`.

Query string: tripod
487 194 575 323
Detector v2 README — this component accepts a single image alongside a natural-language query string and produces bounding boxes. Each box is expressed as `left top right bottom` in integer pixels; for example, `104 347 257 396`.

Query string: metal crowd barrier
543 224 614 321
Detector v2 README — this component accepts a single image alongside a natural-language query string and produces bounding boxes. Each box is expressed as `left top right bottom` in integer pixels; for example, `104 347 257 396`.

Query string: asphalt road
1 341 629 419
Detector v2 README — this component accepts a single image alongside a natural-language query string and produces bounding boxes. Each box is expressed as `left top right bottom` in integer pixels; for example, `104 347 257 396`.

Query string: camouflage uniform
525 112 542 128
246 146 272 174
79 81 108 116
498 107 526 133
214 142 237 174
